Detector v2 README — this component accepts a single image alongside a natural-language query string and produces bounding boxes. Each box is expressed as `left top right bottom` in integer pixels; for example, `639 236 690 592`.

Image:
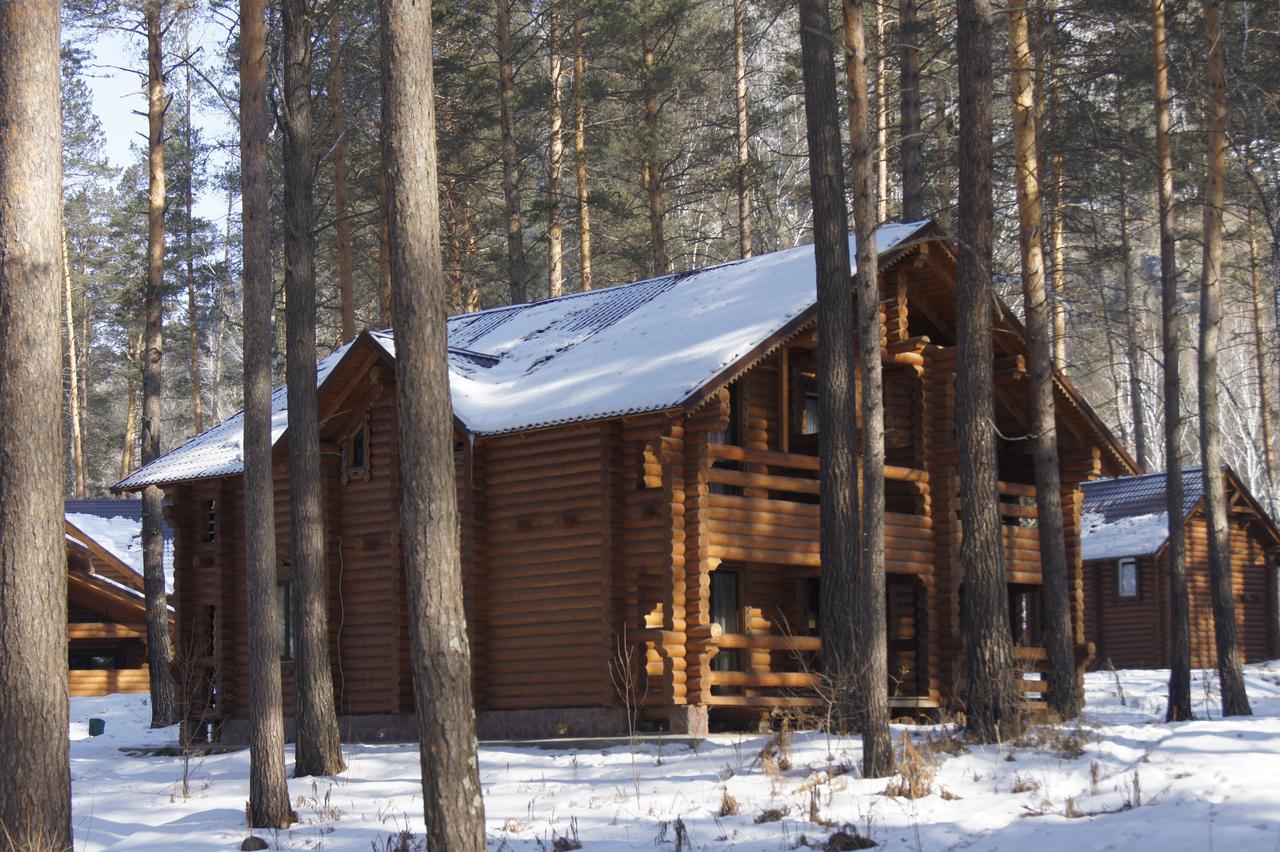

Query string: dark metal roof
64 498 174 543
1080 469 1204 526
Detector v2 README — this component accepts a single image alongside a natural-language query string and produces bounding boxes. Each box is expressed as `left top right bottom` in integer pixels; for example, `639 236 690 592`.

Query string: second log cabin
115 221 1138 739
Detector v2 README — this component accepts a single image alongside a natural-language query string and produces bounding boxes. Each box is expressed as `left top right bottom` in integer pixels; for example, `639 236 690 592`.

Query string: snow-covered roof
1080 469 1205 561
65 500 174 593
115 222 932 492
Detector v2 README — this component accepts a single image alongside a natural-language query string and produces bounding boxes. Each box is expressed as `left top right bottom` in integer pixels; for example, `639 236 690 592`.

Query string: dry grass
753 806 788 824
717 788 740 817
823 824 877 850
1009 773 1040 794
882 734 936 799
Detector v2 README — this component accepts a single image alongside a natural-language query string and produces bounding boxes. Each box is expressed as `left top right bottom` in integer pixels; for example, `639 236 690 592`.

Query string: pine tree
241 0 293 828
384 0 487 845
0 1 73 846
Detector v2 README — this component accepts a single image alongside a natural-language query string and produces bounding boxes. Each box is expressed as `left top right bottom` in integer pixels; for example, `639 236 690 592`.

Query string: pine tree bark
898 0 923 220
957 0 1019 742
1008 0 1078 719
734 0 752 258
121 332 142 479
282 0 346 775
330 12 356 343
241 0 294 827
378 167 393 327
1152 0 1192 722
573 13 592 290
0 1 73 845
1197 0 1251 718
384 0 487 846
642 36 670 275
547 1 565 297
185 46 202 435
143 1 178 728
798 0 858 723
874 0 887 224
497 0 528 303
843 0 893 777
1248 209 1276 498
1048 79 1067 371
1117 145 1147 468
62 228 87 498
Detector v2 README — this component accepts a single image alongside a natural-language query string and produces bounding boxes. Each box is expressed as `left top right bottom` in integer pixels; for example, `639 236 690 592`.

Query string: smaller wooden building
1081 468 1280 670
64 500 172 696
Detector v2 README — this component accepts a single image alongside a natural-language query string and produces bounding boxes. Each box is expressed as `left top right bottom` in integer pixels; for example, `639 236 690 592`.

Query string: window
204 501 217 543
276 581 294 660
1117 558 1139 599
709 569 742 691
341 412 372 484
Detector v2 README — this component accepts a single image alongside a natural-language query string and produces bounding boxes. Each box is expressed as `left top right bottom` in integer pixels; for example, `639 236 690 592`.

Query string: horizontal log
707 670 820 688
68 622 146 640
715 633 821 652
702 694 824 708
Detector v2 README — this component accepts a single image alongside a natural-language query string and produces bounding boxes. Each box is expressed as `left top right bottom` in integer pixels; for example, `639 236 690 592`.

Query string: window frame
276 580 294 661
1116 557 1140 601
341 410 372 484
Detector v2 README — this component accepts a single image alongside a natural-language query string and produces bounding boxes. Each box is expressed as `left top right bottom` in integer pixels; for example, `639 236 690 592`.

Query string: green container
87 718 105 737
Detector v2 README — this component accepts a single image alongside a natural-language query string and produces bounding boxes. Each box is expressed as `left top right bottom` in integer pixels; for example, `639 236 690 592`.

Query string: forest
54 0 1280 512
1 0 1279 848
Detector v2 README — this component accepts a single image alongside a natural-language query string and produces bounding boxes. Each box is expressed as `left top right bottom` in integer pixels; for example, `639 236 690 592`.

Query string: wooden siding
156 241 1150 733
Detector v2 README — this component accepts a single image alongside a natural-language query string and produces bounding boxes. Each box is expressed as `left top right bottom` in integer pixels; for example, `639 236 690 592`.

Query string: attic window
1117 558 1138 599
342 412 372 484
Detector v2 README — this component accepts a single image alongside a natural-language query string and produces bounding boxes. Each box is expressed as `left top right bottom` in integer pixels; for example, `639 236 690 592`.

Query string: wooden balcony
999 481 1043 584
704 444 933 573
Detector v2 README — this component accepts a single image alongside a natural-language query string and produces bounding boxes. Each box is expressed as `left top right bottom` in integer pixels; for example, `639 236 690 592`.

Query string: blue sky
74 14 235 225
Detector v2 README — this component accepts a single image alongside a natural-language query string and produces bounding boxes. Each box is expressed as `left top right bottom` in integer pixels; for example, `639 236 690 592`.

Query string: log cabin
1081 468 1280 670
114 221 1140 739
64 500 173 697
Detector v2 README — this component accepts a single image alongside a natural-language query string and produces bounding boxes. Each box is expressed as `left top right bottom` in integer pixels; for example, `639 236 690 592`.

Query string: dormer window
342 411 372 484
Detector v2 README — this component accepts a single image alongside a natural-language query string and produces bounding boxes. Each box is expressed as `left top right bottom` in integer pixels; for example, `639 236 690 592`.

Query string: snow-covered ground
70 662 1280 850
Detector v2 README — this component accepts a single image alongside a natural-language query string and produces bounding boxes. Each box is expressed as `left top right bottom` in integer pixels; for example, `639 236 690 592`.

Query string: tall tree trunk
62 228 87 498
1048 81 1067 371
212 185 234 422
734 0 752 258
957 0 1019 742
1009 0 1078 719
240 0 293 828
497 0 528 303
282 0 346 776
1152 0 1192 722
330 13 356 343
143 1 177 728
898 0 923 219
1197 0 1251 718
1248 209 1277 498
185 33 202 435
874 0 887 224
547 1 565 297
843 0 893 778
1117 136 1147 468
573 13 592 290
797 0 858 723
378 168 393 326
642 36 670 275
0 1 72 845
384 0 487 846
121 332 142 479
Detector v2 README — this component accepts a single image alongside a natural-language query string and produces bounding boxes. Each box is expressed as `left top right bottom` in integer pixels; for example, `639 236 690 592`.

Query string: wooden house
64 500 172 697
1081 468 1280 670
114 221 1139 739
